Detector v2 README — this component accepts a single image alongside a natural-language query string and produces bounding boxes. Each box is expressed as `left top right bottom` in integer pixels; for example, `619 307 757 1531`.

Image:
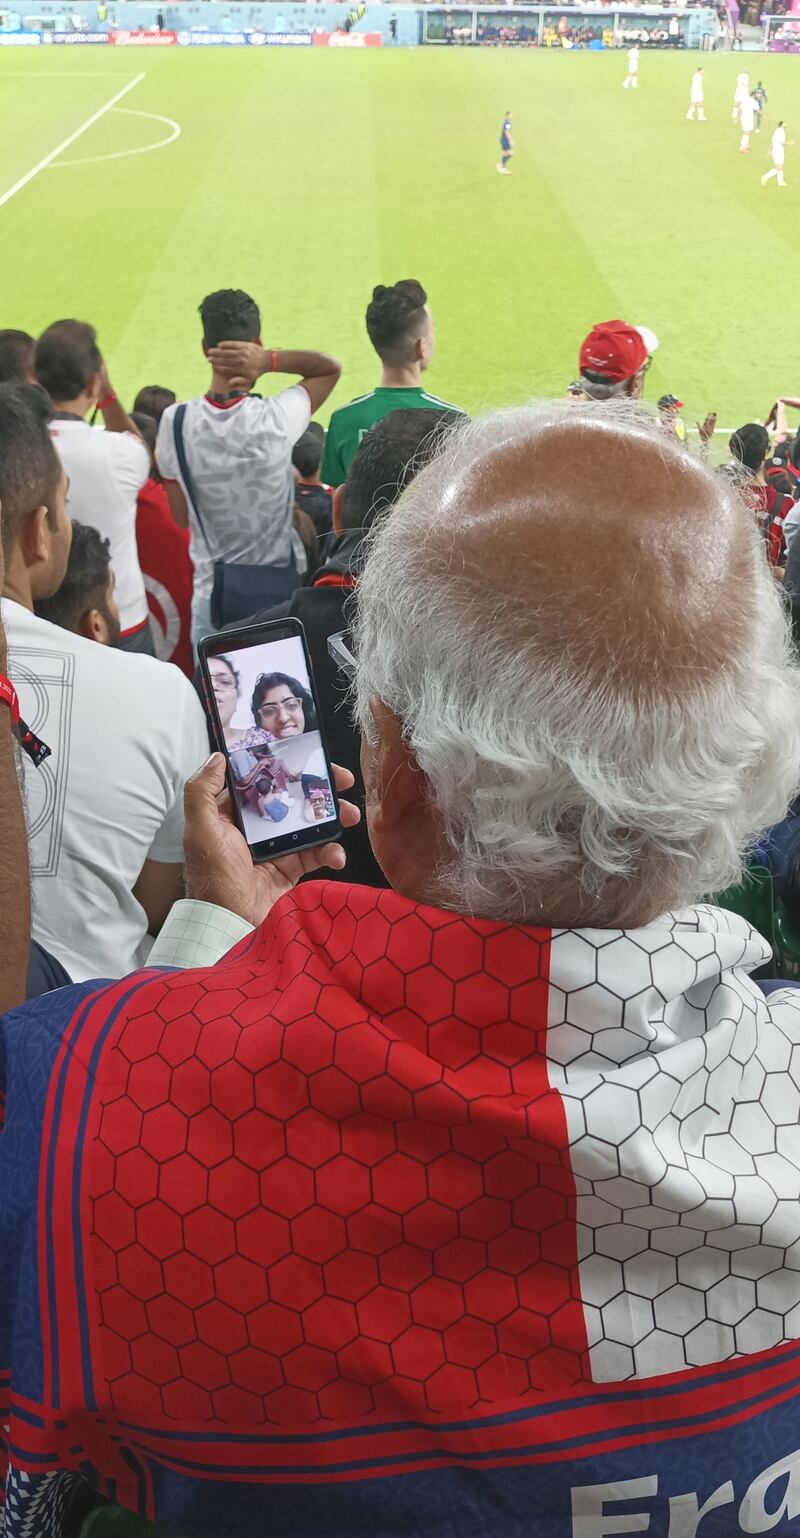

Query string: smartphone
198 618 341 864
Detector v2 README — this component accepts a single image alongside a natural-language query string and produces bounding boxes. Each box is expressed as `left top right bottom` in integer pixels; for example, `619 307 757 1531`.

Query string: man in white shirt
686 67 706 120
762 121 788 187
156 289 340 647
0 383 208 982
739 91 757 152
35 320 153 654
732 68 749 121
623 43 639 88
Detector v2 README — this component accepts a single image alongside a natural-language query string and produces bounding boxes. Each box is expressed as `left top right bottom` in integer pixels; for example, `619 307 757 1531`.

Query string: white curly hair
353 400 800 927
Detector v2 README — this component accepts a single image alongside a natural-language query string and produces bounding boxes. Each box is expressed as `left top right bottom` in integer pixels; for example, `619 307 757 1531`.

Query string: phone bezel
198 618 342 865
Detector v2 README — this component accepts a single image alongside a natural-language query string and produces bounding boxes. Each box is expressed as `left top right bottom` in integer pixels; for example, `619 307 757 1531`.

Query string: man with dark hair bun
321 278 462 486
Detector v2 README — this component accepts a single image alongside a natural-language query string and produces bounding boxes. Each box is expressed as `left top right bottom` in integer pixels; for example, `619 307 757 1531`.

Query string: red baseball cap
579 320 654 384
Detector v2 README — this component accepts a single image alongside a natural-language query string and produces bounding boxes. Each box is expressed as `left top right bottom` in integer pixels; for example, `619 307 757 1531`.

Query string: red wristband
98 393 117 410
0 672 50 767
270 351 279 374
0 674 20 727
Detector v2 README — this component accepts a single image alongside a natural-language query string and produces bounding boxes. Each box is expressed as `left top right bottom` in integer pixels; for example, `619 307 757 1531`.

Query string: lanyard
0 674 51 767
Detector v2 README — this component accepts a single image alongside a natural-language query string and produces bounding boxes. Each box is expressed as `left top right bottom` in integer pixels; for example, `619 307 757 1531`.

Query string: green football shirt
321 385 463 487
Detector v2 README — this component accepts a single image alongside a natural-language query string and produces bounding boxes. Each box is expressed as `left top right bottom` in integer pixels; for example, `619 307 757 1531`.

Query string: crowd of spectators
2 291 800 1536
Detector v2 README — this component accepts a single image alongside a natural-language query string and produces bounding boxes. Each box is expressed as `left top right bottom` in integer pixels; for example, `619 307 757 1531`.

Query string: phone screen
199 620 340 864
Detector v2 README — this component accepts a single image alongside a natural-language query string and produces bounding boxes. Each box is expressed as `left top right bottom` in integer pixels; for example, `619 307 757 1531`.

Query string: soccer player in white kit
623 44 639 89
739 92 757 152
762 121 787 186
732 70 749 122
686 67 706 121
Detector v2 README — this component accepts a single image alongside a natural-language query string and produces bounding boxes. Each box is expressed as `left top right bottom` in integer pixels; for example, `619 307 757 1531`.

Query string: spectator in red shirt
726 422 793 570
132 411 194 677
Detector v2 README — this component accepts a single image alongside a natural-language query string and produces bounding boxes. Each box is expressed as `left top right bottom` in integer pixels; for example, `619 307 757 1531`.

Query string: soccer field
1 47 798 425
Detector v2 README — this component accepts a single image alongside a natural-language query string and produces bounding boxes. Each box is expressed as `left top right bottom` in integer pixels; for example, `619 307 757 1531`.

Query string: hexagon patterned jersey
84 882 800 1425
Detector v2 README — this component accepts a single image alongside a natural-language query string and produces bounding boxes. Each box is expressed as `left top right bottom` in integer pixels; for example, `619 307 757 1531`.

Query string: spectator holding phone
8 403 800 1538
233 408 460 888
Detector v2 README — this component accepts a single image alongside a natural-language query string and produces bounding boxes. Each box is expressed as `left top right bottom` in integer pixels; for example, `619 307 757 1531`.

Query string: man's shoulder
48 417 92 454
328 390 379 426
164 394 213 431
242 386 308 425
419 390 465 415
6 606 197 703
100 427 150 477
158 400 179 433
290 583 350 620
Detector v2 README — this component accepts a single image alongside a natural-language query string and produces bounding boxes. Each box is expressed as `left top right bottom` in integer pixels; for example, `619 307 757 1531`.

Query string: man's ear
87 370 103 404
77 608 108 645
333 484 346 535
369 696 421 813
362 696 443 902
20 506 51 568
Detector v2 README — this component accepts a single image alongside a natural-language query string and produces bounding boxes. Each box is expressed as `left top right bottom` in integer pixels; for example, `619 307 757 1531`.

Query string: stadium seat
774 906 800 981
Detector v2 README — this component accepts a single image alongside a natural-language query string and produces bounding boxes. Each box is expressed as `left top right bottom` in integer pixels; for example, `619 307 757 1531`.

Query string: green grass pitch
0 47 798 427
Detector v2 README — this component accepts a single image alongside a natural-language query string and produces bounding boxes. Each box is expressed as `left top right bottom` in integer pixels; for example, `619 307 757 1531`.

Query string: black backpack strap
172 402 210 548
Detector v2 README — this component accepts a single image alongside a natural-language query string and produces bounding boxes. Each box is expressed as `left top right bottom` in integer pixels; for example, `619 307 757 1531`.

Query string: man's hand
206 341 268 392
96 360 113 402
183 753 361 929
697 411 717 446
95 358 143 438
205 345 341 414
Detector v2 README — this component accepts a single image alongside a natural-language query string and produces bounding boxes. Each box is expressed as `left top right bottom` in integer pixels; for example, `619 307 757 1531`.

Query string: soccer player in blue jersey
497 110 513 175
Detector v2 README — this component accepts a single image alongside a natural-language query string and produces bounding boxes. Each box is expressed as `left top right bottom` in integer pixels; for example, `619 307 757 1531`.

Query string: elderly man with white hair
4 401 800 1538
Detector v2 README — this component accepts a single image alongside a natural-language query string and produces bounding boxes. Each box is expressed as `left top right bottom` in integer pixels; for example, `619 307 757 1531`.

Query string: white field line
0 70 145 209
0 70 139 77
51 107 181 168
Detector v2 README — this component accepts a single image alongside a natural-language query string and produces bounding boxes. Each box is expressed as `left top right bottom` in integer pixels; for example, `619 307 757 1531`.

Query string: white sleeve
108 431 150 495
783 502 800 553
155 407 178 481
263 383 312 448
147 674 210 864
146 899 254 969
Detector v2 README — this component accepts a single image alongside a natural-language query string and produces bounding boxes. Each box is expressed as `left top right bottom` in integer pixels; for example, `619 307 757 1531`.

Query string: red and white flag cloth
2 883 800 1535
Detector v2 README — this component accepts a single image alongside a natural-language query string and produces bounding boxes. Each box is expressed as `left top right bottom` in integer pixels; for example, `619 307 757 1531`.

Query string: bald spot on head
404 406 756 700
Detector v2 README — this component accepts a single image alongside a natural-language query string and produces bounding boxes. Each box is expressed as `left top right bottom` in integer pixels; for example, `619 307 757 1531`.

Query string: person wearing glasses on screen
249 672 317 741
207 654 246 750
